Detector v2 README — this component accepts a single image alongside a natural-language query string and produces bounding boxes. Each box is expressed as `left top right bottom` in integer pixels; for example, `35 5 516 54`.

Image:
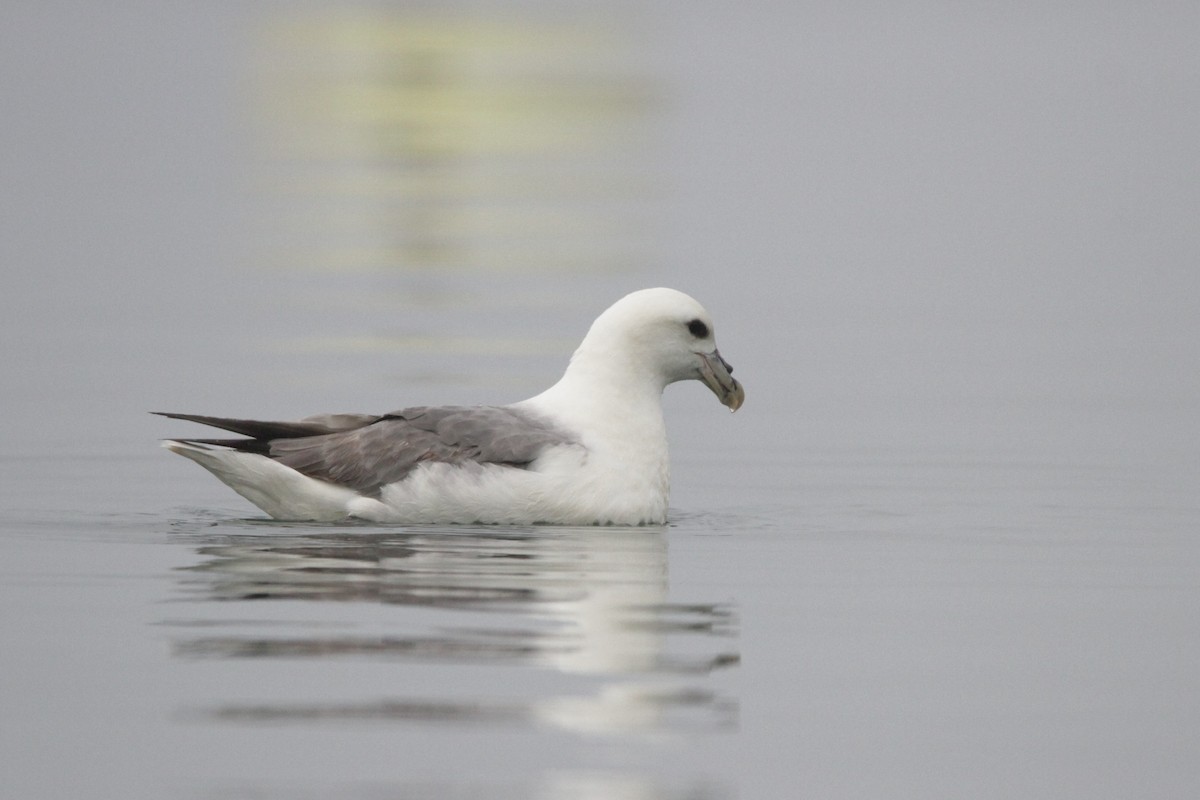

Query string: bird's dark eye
687 318 709 338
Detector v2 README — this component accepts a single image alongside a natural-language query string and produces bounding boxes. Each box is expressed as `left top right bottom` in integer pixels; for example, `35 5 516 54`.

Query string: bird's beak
697 349 745 412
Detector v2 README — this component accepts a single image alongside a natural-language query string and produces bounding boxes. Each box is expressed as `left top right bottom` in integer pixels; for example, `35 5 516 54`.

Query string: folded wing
156 406 574 497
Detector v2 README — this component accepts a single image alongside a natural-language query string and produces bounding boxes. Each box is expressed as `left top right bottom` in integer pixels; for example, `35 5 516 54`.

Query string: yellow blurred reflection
251 10 659 275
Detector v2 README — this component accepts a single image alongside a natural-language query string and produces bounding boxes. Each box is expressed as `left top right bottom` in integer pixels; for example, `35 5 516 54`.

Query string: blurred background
2 4 1198 799
2 2 1197 474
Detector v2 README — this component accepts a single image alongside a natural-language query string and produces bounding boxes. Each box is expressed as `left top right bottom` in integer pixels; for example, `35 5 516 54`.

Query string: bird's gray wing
267 405 576 496
154 411 382 454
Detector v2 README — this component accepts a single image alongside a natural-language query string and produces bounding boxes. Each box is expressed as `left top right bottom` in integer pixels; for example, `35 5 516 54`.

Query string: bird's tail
162 440 356 521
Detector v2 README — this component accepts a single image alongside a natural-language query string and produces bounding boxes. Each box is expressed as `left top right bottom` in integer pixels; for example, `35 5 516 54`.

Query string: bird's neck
528 348 669 445
517 346 673 523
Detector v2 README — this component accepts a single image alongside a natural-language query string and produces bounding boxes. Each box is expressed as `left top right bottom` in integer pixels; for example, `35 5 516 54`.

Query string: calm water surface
3 4 1199 799
4 437 1197 798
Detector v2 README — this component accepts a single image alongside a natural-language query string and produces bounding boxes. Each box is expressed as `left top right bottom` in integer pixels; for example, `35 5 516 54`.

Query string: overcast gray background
1 3 1197 799
2 2 1196 459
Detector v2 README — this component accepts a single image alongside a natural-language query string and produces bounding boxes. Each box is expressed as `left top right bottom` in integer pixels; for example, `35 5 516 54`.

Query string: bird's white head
570 288 745 411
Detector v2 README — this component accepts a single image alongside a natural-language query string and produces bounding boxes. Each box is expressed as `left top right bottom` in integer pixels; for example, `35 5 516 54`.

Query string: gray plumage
154 406 575 498
156 288 744 524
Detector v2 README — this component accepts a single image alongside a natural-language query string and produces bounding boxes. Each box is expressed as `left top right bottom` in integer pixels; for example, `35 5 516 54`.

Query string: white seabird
157 287 744 525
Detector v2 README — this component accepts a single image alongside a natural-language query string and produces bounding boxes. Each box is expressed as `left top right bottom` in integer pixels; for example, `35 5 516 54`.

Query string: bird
156 287 744 525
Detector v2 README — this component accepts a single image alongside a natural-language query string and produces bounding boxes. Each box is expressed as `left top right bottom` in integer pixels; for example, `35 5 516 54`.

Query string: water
3 4 1199 799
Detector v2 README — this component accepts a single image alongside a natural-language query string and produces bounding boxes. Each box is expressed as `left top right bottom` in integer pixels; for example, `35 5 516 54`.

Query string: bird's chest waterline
567 433 671 524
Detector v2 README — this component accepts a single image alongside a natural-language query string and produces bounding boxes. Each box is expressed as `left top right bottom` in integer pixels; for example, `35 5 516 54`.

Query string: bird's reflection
168 522 737 736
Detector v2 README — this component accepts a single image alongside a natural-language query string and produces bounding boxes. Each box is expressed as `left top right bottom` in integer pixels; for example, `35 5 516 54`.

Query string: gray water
2 4 1198 799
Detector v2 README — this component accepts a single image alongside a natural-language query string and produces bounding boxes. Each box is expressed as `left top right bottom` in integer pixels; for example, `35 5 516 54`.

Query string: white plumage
160 288 744 525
